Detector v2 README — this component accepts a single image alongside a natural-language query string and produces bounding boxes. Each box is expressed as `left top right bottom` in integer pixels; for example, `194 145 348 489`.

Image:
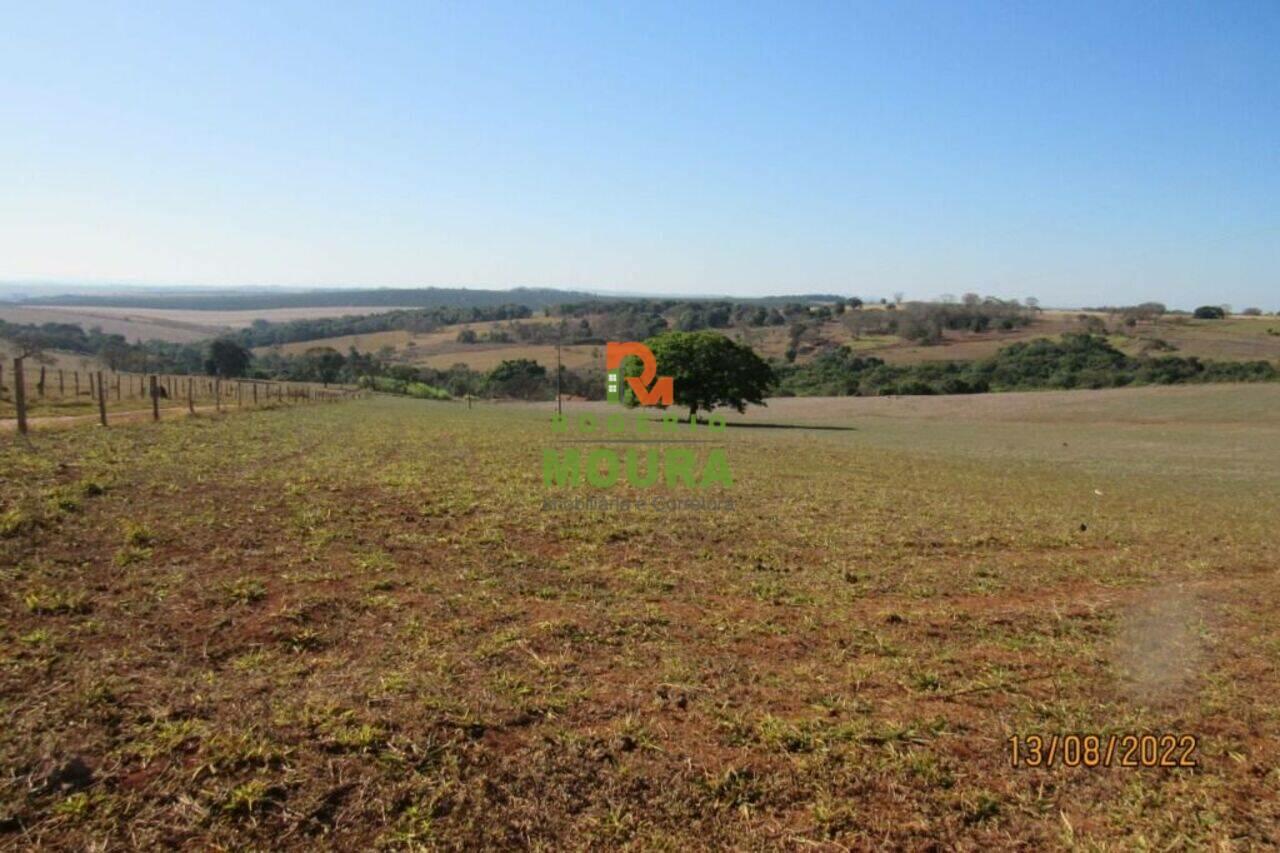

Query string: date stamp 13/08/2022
1009 734 1198 768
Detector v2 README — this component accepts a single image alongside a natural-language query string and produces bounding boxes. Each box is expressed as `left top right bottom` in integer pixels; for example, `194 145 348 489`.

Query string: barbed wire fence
1 357 365 437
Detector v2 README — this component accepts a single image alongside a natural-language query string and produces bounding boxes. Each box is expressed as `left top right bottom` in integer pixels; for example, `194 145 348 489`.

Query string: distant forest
10 286 849 312
11 286 599 312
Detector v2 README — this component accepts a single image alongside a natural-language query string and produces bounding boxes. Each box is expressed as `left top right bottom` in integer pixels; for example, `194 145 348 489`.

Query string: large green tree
486 358 548 399
205 338 251 378
304 346 346 385
634 331 774 418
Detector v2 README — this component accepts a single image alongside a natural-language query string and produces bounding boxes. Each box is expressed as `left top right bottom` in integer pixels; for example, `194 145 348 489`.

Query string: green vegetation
778 333 1278 396
484 358 549 399
204 338 251 378
358 375 450 400
639 330 775 417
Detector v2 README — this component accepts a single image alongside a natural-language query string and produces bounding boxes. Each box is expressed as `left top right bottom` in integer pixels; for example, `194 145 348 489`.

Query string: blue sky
1 1 1276 308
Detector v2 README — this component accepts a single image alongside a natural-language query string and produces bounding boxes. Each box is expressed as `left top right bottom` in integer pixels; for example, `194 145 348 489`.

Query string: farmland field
2 386 1279 847
0 305 415 344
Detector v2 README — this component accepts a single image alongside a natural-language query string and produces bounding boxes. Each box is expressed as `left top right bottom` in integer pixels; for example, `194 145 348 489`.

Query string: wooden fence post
115 374 121 401
58 368 65 396
74 372 80 398
37 366 46 397
253 382 258 406
96 371 108 426
237 381 242 408
14 358 28 435
215 379 221 412
149 375 159 421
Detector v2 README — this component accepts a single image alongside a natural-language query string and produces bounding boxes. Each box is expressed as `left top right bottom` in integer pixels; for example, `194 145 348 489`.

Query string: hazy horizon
0 278 1260 314
3 2 1276 310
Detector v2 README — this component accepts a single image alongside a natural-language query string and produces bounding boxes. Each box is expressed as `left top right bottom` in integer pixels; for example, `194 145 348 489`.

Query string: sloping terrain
258 310 1280 372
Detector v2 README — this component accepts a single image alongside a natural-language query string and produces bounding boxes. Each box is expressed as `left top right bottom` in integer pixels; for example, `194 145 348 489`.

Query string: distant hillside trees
776 333 1278 397
18 286 596 312
840 297 1033 344
1076 314 1108 335
233 304 533 348
1123 302 1166 324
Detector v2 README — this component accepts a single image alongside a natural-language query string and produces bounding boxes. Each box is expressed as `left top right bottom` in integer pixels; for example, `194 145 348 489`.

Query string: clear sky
2 1 1277 308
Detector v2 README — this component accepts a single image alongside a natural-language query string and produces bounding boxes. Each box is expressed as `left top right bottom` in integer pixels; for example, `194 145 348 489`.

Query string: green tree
205 338 251 378
637 331 774 418
304 346 345 385
485 358 548 399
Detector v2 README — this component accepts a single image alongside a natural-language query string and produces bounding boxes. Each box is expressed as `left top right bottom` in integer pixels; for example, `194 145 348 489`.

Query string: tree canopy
303 347 345 385
636 331 774 417
205 338 251 378
486 358 548 398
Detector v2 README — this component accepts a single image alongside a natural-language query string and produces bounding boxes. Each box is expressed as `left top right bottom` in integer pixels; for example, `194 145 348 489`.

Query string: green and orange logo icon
605 342 674 406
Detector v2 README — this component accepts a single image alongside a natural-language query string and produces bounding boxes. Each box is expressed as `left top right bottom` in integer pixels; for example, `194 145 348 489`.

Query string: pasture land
1107 314 1280 361
2 386 1279 847
0 345 105 374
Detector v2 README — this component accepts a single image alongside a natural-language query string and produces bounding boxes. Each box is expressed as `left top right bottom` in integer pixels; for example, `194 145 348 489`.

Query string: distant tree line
235 304 535 348
841 297 1035 345
14 286 600 312
776 334 1278 396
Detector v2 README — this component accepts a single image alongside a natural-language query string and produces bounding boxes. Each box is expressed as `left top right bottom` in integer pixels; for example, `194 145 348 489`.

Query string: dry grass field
0 306 415 344
2 384 1279 848
1107 315 1280 362
0 344 104 374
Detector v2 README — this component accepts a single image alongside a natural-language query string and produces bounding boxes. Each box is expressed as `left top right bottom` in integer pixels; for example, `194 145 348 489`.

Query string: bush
360 376 451 400
1193 306 1226 320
